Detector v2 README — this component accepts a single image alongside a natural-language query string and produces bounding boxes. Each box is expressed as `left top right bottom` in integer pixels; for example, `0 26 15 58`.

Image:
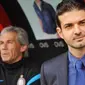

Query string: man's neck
68 47 85 59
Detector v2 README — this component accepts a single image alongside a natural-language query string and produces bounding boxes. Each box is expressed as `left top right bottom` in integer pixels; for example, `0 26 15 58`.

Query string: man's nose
74 25 81 35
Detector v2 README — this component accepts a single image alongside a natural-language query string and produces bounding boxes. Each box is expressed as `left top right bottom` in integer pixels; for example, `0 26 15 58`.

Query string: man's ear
56 27 63 39
20 45 28 52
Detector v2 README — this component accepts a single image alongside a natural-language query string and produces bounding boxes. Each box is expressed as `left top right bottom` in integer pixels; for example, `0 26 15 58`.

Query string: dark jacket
41 52 68 85
0 57 40 85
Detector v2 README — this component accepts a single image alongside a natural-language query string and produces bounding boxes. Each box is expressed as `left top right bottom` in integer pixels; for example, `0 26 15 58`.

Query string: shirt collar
68 51 85 68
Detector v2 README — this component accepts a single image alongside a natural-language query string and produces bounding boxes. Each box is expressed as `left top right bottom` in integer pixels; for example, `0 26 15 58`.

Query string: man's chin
70 44 85 49
1 58 10 63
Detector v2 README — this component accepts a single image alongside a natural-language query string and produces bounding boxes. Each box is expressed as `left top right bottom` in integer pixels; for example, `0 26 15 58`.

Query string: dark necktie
75 60 85 85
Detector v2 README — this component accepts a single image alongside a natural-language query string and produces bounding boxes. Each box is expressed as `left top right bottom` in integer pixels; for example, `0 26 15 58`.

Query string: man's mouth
73 36 85 40
2 53 8 55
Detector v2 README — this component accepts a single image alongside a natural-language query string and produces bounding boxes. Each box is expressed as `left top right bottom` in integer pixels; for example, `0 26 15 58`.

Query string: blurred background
0 0 67 66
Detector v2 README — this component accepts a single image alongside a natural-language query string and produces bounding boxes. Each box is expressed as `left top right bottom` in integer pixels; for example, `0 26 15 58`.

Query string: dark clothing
40 52 68 85
0 58 40 85
33 1 56 34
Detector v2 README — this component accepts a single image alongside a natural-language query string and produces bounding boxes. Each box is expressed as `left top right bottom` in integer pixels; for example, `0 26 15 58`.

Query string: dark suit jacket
40 52 68 85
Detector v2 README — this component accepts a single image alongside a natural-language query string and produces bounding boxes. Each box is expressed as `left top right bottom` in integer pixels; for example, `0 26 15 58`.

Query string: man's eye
8 41 13 44
79 21 85 25
64 24 73 29
0 41 3 45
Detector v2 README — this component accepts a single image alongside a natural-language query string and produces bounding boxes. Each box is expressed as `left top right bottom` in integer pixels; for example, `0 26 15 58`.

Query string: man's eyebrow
64 23 72 27
79 19 85 22
64 19 85 26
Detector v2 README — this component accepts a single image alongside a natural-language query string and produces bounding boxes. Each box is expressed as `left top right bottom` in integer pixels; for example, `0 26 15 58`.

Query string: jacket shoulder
23 57 40 73
41 52 68 69
23 58 40 85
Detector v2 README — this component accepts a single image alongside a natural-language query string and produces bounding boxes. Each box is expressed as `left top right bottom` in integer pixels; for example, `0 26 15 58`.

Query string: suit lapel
57 52 68 85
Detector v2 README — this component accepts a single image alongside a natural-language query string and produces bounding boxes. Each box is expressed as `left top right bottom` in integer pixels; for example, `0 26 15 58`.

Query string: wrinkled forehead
0 29 17 35
0 31 17 41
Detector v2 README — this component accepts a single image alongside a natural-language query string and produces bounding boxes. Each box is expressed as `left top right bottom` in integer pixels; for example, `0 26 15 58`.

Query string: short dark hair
56 0 85 28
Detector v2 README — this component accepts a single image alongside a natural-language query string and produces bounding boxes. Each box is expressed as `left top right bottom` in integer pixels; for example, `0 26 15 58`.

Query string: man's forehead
0 32 17 40
1 31 17 36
